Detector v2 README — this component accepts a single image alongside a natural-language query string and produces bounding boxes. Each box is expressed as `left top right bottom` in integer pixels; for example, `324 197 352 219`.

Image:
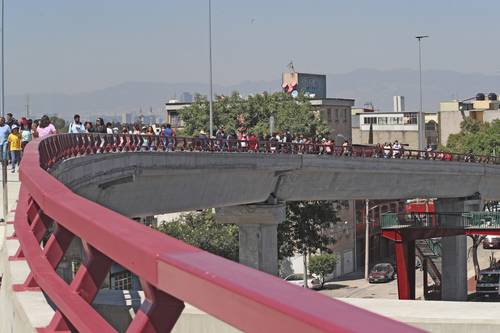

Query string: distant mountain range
6 68 500 121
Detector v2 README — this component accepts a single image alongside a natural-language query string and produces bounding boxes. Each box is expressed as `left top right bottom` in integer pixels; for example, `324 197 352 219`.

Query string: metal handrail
381 212 500 230
37 133 500 170
12 134 422 332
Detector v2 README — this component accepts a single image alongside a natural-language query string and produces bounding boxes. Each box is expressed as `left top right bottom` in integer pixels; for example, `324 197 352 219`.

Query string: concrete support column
216 203 286 276
436 197 480 301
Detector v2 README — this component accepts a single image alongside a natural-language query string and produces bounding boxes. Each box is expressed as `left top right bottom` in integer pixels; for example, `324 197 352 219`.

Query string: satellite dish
291 90 299 98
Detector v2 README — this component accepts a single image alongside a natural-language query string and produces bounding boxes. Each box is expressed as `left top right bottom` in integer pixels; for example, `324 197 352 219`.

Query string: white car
284 273 321 289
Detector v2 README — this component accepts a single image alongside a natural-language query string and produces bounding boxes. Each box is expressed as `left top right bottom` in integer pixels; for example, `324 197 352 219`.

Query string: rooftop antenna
287 61 295 73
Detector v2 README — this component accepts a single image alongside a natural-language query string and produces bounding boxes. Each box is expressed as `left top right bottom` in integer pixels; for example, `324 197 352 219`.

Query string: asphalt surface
320 238 500 301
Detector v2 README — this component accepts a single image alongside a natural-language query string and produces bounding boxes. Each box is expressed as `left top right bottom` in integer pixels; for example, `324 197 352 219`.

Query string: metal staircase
416 239 442 300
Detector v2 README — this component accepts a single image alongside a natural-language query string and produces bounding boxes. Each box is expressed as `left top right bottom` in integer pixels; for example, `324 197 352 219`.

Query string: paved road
321 238 499 301
319 269 425 300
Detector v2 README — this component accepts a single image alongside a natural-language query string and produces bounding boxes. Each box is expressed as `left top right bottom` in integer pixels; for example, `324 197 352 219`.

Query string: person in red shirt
247 132 258 152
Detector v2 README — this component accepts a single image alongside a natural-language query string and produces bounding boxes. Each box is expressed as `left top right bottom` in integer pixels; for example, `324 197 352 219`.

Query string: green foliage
49 116 67 132
156 210 239 262
278 201 338 260
308 253 338 288
179 92 329 138
446 118 500 155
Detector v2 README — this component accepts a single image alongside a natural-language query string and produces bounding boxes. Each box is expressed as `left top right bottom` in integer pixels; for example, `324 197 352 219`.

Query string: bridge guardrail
10 134 423 332
38 133 499 170
382 212 500 230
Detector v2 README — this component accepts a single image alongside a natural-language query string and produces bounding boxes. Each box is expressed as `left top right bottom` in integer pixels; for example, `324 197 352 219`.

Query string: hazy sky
7 0 500 95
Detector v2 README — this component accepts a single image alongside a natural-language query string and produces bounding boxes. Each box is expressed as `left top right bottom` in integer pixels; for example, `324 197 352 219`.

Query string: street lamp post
364 200 369 280
208 0 214 137
416 35 429 150
1 0 7 222
364 201 385 280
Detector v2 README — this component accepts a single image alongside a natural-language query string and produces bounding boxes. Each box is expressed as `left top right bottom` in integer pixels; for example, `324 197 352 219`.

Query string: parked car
284 273 321 289
368 263 395 283
483 236 500 249
476 269 500 297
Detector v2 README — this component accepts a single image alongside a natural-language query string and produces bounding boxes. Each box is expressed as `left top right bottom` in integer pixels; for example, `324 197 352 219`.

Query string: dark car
483 236 500 249
368 263 395 283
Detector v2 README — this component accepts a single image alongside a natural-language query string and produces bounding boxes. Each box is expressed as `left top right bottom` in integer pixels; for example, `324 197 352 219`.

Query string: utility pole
364 199 369 280
1 0 7 222
208 0 214 137
416 35 429 150
25 94 30 118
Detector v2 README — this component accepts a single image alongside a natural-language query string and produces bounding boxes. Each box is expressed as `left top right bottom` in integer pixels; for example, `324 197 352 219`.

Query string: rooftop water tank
476 93 486 101
488 93 498 101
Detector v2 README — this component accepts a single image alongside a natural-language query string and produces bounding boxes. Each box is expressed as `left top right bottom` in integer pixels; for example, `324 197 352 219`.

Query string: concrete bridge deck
50 151 500 218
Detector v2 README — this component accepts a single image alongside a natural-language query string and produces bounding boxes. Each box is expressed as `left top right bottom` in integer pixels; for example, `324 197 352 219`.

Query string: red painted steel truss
383 228 500 300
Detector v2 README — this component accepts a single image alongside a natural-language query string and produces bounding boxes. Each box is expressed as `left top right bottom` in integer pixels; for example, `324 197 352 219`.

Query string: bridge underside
50 152 500 218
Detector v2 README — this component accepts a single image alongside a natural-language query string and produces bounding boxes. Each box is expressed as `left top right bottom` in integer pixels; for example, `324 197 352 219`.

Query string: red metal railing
37 133 499 170
9 133 446 332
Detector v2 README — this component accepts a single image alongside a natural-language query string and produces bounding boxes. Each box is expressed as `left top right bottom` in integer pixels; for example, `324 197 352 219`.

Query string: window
327 108 332 122
378 117 387 125
403 113 418 125
388 117 402 125
335 109 339 122
111 271 133 290
363 117 377 124
344 109 348 123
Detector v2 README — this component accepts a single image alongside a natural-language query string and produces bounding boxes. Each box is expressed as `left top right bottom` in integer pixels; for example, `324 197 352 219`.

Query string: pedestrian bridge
381 212 500 301
2 134 500 333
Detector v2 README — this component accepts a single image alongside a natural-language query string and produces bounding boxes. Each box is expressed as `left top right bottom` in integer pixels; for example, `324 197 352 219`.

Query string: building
439 92 500 146
121 112 133 124
311 98 355 140
179 92 193 103
352 110 439 149
282 71 354 140
393 96 405 112
165 99 192 129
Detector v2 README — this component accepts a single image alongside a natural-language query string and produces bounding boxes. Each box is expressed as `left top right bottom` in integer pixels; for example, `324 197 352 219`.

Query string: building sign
282 72 326 99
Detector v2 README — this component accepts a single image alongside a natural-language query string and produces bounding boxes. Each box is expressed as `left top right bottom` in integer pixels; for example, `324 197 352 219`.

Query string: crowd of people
0 112 490 172
0 113 57 172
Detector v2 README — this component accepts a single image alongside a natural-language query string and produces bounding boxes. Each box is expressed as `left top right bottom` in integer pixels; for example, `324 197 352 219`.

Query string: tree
467 235 486 280
308 253 338 289
446 118 500 155
368 123 373 144
447 117 500 279
278 201 338 287
49 116 67 132
156 210 239 262
179 92 329 138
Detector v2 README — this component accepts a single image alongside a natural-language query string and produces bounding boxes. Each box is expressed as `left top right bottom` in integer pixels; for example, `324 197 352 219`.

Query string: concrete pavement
0 170 20 222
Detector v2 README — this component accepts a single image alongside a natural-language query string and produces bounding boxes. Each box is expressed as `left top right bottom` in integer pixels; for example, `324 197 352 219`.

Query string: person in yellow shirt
8 125 22 173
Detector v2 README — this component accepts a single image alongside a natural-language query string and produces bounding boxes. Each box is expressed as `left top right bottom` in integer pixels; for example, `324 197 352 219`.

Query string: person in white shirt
383 142 392 158
68 114 86 133
392 140 402 158
106 122 114 134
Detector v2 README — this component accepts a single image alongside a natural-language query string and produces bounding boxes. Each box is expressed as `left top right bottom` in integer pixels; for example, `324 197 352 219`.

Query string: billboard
282 72 326 99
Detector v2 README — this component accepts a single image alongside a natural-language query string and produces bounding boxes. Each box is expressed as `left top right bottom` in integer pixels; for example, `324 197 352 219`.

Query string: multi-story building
351 96 438 148
179 92 193 103
352 111 439 148
311 98 355 140
282 72 355 140
439 92 500 146
164 99 192 129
